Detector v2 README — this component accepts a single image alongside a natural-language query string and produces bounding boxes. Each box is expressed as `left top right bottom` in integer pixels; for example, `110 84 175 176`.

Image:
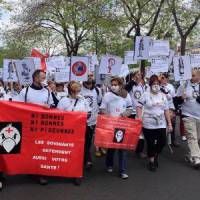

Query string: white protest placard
99 55 123 75
88 53 99 72
70 56 89 81
46 56 65 72
64 57 71 73
146 67 156 78
173 56 192 81
15 58 36 85
150 56 169 73
124 51 137 65
26 57 41 69
168 50 175 66
54 59 70 83
134 36 151 60
119 64 130 78
149 40 170 57
3 59 18 82
190 54 200 69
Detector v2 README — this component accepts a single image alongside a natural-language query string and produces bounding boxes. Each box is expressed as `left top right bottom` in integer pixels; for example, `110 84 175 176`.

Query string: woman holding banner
100 77 132 179
57 81 91 184
136 75 172 172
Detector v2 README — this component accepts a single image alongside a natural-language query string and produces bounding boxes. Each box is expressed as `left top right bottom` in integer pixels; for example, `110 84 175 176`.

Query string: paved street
1 138 200 200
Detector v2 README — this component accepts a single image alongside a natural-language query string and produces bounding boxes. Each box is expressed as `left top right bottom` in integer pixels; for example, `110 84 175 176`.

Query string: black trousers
129 114 145 154
84 125 95 164
143 128 166 158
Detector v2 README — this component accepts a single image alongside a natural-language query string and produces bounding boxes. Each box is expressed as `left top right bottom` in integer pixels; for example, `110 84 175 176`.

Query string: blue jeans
106 149 126 174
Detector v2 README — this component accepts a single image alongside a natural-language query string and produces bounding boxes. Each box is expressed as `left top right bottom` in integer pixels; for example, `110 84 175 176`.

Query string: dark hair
162 72 169 79
149 75 159 86
111 76 124 86
32 69 45 81
0 79 4 87
56 83 64 87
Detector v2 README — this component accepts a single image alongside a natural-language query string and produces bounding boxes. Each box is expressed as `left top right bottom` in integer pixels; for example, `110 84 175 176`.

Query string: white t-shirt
57 95 90 113
100 92 132 117
177 81 200 120
80 86 102 126
129 83 147 114
137 91 169 129
0 87 6 100
160 83 176 109
18 86 54 106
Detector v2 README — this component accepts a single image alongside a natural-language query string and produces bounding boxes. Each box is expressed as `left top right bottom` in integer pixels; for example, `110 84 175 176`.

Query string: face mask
41 80 48 87
57 92 66 99
151 85 160 93
111 85 120 93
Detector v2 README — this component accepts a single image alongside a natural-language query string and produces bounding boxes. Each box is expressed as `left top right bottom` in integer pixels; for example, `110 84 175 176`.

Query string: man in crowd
18 69 54 185
80 72 102 169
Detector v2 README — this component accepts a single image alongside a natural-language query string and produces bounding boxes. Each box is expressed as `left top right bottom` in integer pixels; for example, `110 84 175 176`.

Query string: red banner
94 115 142 150
0 101 87 178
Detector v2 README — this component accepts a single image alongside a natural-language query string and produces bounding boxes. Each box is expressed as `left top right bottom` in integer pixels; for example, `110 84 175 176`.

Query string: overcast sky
0 0 19 28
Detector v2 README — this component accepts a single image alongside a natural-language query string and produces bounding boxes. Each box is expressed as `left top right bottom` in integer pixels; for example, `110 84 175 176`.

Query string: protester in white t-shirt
80 72 102 168
18 70 54 108
0 80 6 101
125 71 148 158
4 82 22 101
137 75 172 172
18 69 54 185
160 73 179 147
176 69 200 168
100 77 132 179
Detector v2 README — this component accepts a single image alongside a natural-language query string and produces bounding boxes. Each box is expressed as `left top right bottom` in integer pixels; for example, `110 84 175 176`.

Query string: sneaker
39 177 48 185
182 136 187 141
107 167 113 173
148 162 157 172
120 173 129 179
95 151 102 157
193 159 200 170
0 181 2 191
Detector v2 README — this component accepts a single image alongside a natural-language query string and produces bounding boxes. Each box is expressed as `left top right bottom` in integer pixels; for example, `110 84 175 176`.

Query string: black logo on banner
0 122 22 154
113 128 125 143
